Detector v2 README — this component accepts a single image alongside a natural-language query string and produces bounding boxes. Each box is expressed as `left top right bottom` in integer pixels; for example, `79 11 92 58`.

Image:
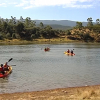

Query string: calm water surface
0 43 100 94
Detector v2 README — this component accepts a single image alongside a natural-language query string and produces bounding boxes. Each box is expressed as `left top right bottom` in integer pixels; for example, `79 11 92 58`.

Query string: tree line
0 16 59 40
0 16 100 42
72 17 100 42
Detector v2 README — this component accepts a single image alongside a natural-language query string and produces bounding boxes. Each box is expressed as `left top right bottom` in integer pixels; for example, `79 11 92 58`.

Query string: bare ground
0 85 100 100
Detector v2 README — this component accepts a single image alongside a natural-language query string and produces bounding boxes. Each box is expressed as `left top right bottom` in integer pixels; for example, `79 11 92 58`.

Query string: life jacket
3 62 8 68
0 67 4 72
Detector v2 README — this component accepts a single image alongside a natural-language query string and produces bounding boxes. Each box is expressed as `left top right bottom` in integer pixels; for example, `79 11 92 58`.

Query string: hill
35 20 88 27
48 24 72 30
36 24 72 30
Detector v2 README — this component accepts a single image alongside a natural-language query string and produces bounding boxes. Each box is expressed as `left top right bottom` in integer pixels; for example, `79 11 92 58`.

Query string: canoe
0 66 12 78
64 51 75 56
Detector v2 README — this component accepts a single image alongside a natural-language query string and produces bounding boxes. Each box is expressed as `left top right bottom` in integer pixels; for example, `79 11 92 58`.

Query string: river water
0 43 100 94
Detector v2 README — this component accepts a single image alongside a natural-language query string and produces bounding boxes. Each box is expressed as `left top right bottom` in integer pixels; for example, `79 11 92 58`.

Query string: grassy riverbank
0 38 79 45
0 85 100 100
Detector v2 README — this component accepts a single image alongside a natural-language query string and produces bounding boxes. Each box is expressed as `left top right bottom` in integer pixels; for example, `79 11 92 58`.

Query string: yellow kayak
64 51 75 56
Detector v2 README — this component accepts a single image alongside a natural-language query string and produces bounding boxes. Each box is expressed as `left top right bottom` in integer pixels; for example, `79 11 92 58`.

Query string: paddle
7 58 13 63
7 58 16 66
11 65 16 66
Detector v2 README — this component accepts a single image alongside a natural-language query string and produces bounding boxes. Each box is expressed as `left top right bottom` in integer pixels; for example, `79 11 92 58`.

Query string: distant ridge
46 24 72 30
1 18 88 27
35 20 88 27
1 18 89 30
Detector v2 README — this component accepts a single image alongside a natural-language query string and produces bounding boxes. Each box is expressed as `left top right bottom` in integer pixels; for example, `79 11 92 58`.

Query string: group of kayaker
67 49 74 54
0 62 9 75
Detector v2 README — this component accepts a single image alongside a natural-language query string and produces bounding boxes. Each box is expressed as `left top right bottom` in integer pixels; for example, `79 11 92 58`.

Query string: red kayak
0 66 12 78
64 51 75 56
44 48 50 51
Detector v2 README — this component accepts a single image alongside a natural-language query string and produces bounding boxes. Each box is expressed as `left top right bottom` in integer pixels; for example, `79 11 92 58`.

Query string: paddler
67 49 70 53
0 64 5 75
71 50 73 54
3 62 9 71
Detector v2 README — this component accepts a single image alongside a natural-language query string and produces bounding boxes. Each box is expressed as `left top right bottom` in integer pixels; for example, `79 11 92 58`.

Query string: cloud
0 0 100 9
0 3 7 7
22 0 94 8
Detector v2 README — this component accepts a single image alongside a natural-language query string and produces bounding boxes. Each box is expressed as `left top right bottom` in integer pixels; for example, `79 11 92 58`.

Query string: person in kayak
3 62 9 71
44 47 47 51
44 47 50 51
71 50 73 54
0 64 5 75
67 49 70 53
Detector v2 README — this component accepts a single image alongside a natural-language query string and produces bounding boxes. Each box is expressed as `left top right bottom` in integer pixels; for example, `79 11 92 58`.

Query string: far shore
0 38 99 45
0 85 100 100
0 38 85 45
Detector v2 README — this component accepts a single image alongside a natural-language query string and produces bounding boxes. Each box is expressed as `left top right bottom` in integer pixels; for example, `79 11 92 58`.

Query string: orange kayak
64 51 75 56
0 66 12 78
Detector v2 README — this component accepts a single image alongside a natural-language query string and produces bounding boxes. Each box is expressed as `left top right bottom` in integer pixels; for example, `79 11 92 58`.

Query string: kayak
64 51 75 56
64 52 75 56
0 66 12 78
44 48 50 51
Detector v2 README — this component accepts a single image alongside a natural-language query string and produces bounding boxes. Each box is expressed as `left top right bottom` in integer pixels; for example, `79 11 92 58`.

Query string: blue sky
0 0 100 22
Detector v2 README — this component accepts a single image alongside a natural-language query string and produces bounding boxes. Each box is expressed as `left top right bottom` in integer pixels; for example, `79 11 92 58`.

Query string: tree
76 21 83 28
15 22 25 38
96 19 100 25
20 16 24 22
87 17 93 27
24 17 36 28
2 22 8 32
39 22 44 28
25 17 31 28
66 30 71 35
11 16 16 24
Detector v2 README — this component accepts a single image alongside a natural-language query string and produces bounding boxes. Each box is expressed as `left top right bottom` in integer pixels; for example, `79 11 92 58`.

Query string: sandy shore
0 85 100 100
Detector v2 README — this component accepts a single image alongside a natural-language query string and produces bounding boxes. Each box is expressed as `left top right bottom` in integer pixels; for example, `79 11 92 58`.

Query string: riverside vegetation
0 16 100 44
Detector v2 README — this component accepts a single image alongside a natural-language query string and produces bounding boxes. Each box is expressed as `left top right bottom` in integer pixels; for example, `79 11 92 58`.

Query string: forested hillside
0 16 100 42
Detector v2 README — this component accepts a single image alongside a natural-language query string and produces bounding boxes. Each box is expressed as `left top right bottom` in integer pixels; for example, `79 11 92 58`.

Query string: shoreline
0 85 100 100
0 38 78 45
0 38 98 45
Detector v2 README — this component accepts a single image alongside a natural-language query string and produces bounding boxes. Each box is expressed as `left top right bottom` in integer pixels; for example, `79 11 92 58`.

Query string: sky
0 0 100 22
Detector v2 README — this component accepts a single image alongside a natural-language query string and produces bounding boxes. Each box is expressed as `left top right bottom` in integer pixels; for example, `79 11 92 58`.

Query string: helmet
1 64 3 67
